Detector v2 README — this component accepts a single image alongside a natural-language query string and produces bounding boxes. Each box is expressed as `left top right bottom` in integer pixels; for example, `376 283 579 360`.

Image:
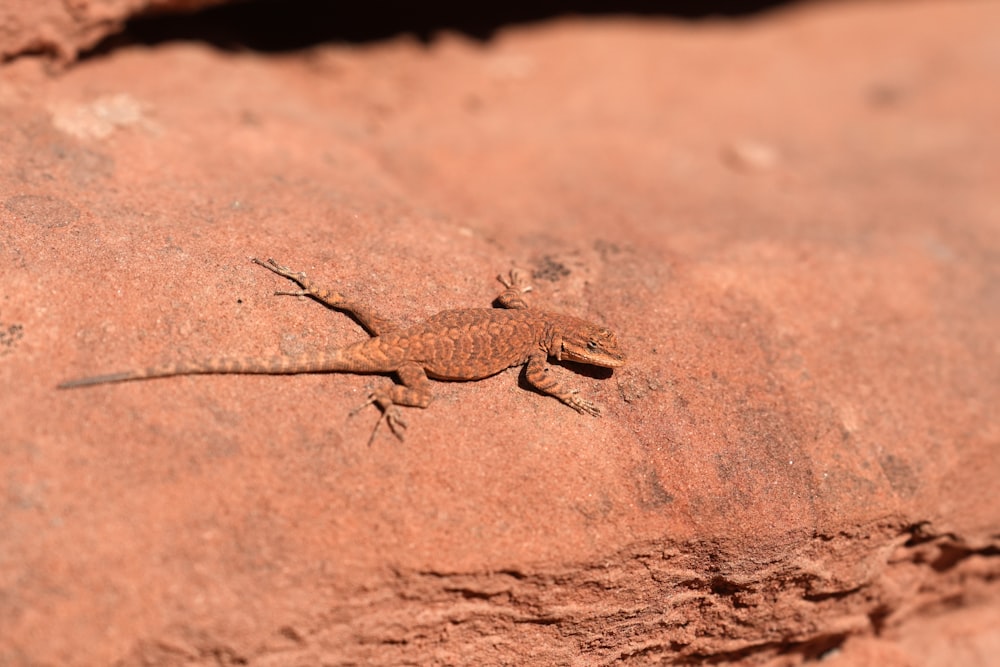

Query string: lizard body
59 259 626 441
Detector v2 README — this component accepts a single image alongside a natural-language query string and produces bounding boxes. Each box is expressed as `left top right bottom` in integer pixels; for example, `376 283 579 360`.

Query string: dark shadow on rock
82 0 807 58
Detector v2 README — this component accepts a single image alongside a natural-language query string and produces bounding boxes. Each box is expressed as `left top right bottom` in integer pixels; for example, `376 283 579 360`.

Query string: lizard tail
57 350 364 389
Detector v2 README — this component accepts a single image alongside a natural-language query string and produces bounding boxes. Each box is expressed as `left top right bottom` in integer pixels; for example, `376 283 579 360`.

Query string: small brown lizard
59 258 626 441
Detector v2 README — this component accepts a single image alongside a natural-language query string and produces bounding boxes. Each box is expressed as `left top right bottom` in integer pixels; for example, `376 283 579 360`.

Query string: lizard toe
385 407 408 439
349 394 378 417
498 269 533 292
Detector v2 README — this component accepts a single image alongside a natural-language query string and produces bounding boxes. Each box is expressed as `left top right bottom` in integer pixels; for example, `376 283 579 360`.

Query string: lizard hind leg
349 362 433 445
252 257 397 336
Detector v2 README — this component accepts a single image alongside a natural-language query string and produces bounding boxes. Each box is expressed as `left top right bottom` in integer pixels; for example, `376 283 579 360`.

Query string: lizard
59 258 626 442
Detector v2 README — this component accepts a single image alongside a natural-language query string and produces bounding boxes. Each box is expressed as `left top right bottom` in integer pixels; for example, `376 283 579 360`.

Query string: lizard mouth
597 354 627 368
562 349 626 368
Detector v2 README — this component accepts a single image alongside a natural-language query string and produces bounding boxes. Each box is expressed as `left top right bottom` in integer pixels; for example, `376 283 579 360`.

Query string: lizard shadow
515 359 614 398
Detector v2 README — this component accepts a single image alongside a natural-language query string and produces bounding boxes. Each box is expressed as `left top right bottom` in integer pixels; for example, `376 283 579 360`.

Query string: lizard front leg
351 362 433 444
252 258 398 336
495 269 533 310
523 351 601 417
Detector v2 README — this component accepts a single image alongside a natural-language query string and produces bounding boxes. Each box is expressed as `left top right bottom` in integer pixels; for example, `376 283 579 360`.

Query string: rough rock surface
1 2 998 665
0 0 225 62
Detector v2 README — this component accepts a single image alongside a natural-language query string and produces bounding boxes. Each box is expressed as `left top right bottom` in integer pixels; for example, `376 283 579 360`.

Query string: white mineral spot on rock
49 93 155 139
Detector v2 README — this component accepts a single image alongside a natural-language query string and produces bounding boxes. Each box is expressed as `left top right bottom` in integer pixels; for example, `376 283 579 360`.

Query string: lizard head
552 317 626 368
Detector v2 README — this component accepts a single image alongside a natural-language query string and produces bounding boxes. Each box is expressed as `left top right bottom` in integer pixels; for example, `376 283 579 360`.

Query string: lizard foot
497 269 533 294
351 393 407 445
565 391 602 417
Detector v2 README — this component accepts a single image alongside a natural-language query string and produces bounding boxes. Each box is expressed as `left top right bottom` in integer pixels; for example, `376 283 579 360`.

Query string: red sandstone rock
1 2 998 665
